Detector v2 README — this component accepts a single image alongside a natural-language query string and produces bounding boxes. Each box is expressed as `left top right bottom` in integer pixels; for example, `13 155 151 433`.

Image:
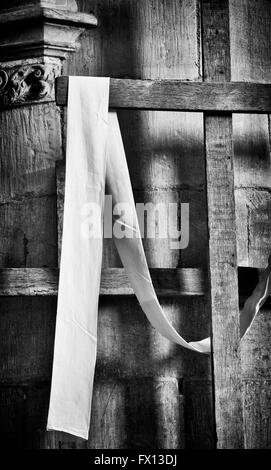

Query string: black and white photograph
0 0 270 456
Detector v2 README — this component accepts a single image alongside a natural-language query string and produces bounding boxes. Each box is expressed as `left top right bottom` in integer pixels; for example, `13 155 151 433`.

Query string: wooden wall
0 0 270 449
230 0 271 448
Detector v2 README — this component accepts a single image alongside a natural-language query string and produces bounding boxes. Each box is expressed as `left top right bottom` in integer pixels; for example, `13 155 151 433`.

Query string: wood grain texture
0 383 51 449
204 116 243 448
56 76 271 113
0 296 56 446
0 103 60 267
0 297 56 384
235 188 271 268
0 96 61 448
183 378 215 448
0 267 206 297
57 153 208 268
90 296 211 381
202 0 244 448
0 268 59 296
0 0 268 449
45 378 184 449
241 308 271 382
45 295 212 448
66 0 201 81
0 1 78 11
231 0 271 264
230 0 271 448
242 379 271 449
0 103 61 203
231 0 271 266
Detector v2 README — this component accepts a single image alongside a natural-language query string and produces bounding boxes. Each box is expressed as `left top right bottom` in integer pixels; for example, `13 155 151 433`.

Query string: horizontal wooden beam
56 76 271 113
0 266 267 302
0 267 206 297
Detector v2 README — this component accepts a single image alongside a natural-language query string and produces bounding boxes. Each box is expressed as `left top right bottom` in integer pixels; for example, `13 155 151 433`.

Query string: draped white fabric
47 76 271 439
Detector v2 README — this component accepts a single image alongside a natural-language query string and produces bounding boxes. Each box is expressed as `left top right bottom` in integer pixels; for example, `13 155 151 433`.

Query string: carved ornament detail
0 63 57 107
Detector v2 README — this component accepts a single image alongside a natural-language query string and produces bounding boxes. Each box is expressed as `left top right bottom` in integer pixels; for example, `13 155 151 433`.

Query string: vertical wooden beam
201 0 244 448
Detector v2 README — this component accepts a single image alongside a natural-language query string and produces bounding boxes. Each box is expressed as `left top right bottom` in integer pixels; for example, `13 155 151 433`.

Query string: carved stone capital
0 59 60 108
0 1 97 108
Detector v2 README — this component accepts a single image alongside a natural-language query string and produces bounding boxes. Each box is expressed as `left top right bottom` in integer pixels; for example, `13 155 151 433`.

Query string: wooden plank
242 378 271 449
95 296 212 380
202 0 244 448
45 378 184 449
0 383 51 449
232 0 271 267
204 115 246 449
0 5 98 28
235 188 271 268
55 76 271 113
0 297 56 385
0 98 61 449
231 0 271 449
0 265 265 301
241 307 271 382
0 267 206 297
183 379 215 449
0 268 59 296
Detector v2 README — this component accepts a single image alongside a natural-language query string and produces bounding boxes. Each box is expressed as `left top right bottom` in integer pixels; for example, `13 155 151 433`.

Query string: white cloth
47 76 271 440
